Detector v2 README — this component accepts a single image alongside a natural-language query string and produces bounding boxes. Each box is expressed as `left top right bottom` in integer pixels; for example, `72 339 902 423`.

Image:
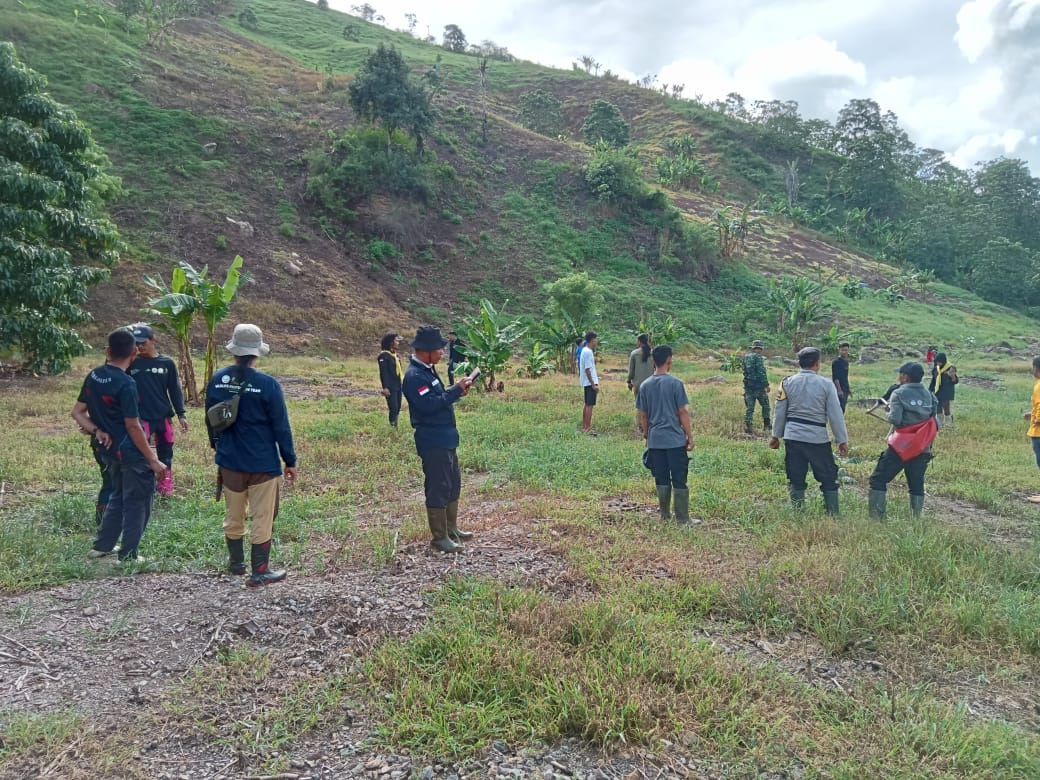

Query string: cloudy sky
325 0 1039 173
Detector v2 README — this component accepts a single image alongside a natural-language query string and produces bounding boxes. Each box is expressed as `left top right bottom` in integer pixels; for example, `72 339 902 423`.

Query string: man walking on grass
403 326 476 553
769 347 849 515
129 323 188 496
637 345 696 524
831 341 852 413
741 340 770 434
579 330 600 434
72 328 167 564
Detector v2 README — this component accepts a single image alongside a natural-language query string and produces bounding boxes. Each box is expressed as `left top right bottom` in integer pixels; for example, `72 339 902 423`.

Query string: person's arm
377 354 393 396
825 383 850 455
126 416 166 477
831 361 844 397
769 380 788 446
627 352 635 389
167 360 188 431
639 410 649 438
677 405 694 451
885 392 905 427
265 381 298 471
72 401 112 450
403 373 467 414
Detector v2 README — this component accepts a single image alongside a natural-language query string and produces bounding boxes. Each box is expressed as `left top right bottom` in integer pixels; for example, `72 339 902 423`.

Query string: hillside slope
3 0 1036 355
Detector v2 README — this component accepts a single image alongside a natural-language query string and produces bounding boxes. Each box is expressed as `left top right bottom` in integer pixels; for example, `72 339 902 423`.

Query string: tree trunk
178 338 199 406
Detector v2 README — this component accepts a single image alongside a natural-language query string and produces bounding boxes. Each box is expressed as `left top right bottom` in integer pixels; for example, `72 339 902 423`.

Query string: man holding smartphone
403 326 475 553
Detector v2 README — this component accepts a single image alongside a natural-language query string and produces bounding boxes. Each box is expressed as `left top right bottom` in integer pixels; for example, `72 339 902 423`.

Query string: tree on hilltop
0 42 121 373
348 44 434 155
443 24 467 52
351 3 378 21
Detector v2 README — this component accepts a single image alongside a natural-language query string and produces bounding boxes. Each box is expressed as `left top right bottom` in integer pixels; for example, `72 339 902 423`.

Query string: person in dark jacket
447 330 466 385
72 328 167 564
205 324 298 587
377 332 404 427
129 323 188 496
928 352 958 428
868 362 940 519
403 326 474 552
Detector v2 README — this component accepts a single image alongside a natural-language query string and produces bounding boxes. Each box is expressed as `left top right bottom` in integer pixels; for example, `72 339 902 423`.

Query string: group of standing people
73 323 298 587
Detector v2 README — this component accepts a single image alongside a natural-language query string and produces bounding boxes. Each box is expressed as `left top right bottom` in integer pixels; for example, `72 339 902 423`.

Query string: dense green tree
543 272 603 330
833 99 906 218
442 24 467 52
971 238 1039 306
0 43 121 373
517 89 563 137
581 99 629 147
347 44 434 155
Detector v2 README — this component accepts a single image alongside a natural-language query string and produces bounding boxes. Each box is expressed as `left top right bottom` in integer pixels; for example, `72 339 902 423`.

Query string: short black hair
380 332 398 350
797 347 821 368
1032 356 1040 372
584 330 597 342
839 341 850 348
107 328 136 360
651 344 672 367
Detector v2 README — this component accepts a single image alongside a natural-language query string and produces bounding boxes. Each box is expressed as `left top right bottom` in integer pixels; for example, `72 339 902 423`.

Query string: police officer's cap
751 340 765 349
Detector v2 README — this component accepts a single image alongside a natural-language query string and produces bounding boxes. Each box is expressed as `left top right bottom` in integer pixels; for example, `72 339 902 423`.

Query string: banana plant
144 266 201 404
457 299 527 392
180 255 248 385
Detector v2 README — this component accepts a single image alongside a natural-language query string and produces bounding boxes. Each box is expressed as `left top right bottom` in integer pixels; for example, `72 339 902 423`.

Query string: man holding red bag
867 361 940 520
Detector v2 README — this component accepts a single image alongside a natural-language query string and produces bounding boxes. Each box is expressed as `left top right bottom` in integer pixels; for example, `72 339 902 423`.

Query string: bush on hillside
518 89 563 138
584 145 644 204
307 128 435 221
581 100 629 147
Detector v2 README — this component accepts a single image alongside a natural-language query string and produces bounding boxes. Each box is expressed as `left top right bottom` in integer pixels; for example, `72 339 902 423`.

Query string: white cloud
955 0 1000 62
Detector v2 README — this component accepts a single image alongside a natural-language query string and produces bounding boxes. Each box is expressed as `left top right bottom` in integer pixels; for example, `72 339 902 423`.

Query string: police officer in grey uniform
769 347 849 514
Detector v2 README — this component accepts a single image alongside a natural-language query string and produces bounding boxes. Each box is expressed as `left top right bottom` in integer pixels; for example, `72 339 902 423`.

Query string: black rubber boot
226 536 246 575
428 508 462 553
763 419 771 431
673 488 691 524
910 494 925 518
868 490 887 520
823 490 840 516
247 540 286 587
744 421 753 434
656 485 672 520
446 500 473 542
789 489 806 508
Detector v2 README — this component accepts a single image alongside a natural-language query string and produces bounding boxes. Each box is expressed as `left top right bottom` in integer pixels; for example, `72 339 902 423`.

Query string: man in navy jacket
403 326 474 552
205 324 298 586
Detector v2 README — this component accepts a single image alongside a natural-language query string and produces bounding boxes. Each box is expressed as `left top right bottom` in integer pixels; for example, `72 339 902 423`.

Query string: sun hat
226 323 270 357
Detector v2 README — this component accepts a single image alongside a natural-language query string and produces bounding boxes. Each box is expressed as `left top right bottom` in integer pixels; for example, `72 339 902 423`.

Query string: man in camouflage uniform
741 340 771 434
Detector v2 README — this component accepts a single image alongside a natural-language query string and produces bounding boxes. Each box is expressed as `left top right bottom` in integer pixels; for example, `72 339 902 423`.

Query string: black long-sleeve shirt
129 354 186 421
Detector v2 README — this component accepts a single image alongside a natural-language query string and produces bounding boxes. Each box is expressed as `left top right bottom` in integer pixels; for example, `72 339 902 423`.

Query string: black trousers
420 448 461 508
648 447 689 489
868 447 931 496
784 439 839 493
385 388 402 425
838 392 848 413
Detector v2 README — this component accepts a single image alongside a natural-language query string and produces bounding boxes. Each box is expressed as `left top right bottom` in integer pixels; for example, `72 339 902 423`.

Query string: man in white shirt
579 330 599 434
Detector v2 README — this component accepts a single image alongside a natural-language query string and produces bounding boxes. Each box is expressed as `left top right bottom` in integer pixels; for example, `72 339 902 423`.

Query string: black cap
131 323 154 343
411 325 449 351
896 361 925 381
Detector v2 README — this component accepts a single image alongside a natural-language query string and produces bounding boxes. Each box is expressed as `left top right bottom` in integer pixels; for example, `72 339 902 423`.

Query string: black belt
787 416 826 428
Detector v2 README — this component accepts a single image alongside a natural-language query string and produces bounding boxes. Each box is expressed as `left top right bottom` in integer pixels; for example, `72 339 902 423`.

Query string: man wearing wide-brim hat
741 340 771 434
402 326 476 553
205 323 298 586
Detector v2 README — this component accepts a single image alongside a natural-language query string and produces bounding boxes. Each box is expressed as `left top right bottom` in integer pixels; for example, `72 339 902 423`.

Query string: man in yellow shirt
1025 357 1040 469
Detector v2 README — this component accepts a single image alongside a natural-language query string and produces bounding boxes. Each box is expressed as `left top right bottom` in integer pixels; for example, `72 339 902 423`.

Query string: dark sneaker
247 569 287 588
87 548 115 559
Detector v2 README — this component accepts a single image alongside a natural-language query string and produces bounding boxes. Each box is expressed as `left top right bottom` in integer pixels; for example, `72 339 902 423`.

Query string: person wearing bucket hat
741 340 771 434
205 324 297 587
402 325 476 553
867 362 940 520
129 323 188 497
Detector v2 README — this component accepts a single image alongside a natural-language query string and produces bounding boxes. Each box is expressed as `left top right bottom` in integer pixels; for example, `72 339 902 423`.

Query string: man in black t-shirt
72 328 167 564
130 323 188 496
831 342 851 413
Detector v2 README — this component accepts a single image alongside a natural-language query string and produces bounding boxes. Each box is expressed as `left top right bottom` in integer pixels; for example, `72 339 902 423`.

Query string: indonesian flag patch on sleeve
417 385 430 396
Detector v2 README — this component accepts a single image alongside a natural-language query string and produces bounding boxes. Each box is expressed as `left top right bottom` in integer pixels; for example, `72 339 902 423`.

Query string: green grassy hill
3 0 1037 356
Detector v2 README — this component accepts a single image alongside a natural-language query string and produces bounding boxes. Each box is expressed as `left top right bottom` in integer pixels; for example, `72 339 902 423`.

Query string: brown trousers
221 468 280 544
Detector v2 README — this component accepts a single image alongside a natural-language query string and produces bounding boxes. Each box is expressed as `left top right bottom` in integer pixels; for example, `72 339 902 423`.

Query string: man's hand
1025 412 1032 421
284 466 298 485
593 383 599 392
685 435 694 452
768 436 780 450
626 380 633 390
838 442 849 457
458 378 473 396
96 430 113 450
178 416 189 433
149 459 167 479
381 388 391 398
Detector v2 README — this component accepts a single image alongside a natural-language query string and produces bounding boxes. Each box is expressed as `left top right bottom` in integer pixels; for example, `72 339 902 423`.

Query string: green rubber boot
446 500 473 542
823 490 840 516
673 488 690 525
656 485 672 520
910 494 925 518
428 507 462 553
789 488 806 508
868 489 887 520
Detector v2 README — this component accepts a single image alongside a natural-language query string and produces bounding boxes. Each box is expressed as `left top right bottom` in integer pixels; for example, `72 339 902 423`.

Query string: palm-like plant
179 256 247 385
144 267 201 404
457 299 527 392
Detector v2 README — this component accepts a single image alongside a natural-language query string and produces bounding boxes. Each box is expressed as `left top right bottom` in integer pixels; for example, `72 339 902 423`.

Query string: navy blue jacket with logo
403 356 463 455
129 354 186 421
205 366 297 475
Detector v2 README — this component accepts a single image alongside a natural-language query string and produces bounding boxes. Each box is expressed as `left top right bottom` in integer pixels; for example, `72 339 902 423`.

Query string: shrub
584 145 645 204
238 7 258 28
368 240 399 264
581 99 629 147
214 234 228 250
